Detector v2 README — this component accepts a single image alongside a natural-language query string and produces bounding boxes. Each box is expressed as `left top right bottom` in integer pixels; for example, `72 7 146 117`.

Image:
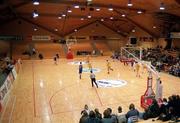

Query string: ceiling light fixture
80 18 84 20
33 0 39 5
127 0 133 7
153 26 156 29
108 5 113 11
34 28 37 31
122 14 126 17
137 10 142 14
58 16 62 19
54 29 58 31
160 2 165 10
96 8 100 11
132 29 135 32
67 8 72 13
87 14 92 18
74 29 78 32
110 16 114 20
62 13 66 17
33 10 39 18
101 18 104 21
74 5 80 8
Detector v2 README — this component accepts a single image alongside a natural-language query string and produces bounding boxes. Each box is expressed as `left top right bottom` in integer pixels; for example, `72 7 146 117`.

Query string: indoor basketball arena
0 0 180 123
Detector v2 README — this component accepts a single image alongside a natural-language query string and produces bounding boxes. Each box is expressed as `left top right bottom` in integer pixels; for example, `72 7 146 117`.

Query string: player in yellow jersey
106 60 113 74
86 55 90 63
87 61 92 71
142 62 147 74
135 62 140 77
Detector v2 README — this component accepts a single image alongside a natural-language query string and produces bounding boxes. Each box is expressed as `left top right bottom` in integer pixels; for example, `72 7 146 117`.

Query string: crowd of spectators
0 56 15 75
79 95 180 123
142 47 180 77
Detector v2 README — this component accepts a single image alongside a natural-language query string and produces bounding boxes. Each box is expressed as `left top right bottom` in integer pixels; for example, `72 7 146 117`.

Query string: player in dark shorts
79 62 83 79
56 54 59 61
53 56 57 65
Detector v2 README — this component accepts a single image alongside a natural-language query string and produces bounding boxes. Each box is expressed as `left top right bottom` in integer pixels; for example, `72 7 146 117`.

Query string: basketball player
135 62 140 77
53 55 57 65
56 54 60 62
79 62 83 79
87 61 92 71
90 71 98 88
157 80 163 102
86 55 90 63
106 60 113 74
142 63 147 74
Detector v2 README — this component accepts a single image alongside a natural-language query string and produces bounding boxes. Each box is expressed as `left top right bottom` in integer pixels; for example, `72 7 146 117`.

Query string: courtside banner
5 76 12 90
32 35 52 41
12 67 17 79
0 82 8 102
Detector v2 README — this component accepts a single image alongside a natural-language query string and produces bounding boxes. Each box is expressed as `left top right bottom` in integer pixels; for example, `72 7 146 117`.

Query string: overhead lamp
132 29 135 32
74 29 78 32
67 9 72 13
96 8 100 11
33 0 39 5
108 7 113 11
80 18 84 20
110 16 114 20
160 2 165 10
33 10 39 18
122 14 126 17
153 26 156 29
34 28 37 31
127 0 133 7
62 13 66 17
137 10 142 14
108 5 113 11
74 5 80 8
87 0 92 1
58 16 62 19
87 14 92 18
101 18 104 21
54 29 58 31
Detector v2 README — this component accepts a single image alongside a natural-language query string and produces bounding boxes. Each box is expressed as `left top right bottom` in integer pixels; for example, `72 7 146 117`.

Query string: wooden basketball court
0 0 180 123
0 56 179 123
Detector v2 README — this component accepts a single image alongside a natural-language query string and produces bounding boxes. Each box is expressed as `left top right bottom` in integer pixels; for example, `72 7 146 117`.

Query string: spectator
81 104 90 115
126 103 139 123
143 99 160 119
106 108 118 123
94 108 102 120
80 111 88 123
117 106 126 123
101 109 114 123
85 110 100 123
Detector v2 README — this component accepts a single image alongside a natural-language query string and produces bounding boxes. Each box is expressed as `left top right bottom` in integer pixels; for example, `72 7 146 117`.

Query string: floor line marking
32 61 37 117
49 83 77 114
8 96 16 123
95 88 103 106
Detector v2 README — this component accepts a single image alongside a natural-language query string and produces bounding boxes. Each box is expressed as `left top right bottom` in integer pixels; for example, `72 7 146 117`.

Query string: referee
90 71 98 88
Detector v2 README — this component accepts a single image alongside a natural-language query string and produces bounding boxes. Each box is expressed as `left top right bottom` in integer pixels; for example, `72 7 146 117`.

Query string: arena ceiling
0 0 180 38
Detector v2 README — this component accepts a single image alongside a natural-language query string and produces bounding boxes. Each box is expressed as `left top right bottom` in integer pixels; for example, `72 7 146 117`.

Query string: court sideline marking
8 96 16 123
32 61 36 117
